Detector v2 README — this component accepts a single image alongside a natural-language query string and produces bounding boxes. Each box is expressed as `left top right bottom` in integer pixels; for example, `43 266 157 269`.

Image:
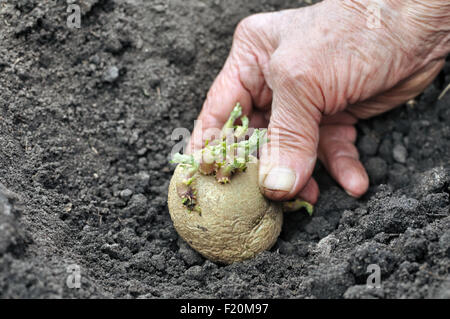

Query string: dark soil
0 0 449 299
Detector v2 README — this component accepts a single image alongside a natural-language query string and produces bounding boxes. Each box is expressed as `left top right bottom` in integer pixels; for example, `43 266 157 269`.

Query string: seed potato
168 156 283 264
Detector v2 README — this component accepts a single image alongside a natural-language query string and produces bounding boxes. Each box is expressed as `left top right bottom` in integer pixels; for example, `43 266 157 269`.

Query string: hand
189 0 450 203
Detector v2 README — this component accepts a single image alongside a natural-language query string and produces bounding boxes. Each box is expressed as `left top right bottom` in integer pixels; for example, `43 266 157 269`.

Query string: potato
168 156 283 264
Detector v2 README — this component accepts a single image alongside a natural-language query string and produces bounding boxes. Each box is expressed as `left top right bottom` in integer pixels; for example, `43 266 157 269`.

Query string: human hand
189 0 450 203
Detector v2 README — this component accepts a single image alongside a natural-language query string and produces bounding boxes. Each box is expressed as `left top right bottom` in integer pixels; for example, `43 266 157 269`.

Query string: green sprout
222 103 243 135
283 199 314 216
170 102 314 216
170 153 200 211
171 103 261 211
234 115 249 138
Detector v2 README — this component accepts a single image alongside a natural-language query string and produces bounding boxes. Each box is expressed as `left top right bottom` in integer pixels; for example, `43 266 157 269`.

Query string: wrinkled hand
189 0 450 203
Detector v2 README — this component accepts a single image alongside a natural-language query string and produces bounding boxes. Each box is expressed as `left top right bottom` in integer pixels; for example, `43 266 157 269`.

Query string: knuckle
327 141 358 160
345 125 357 142
269 51 327 113
268 54 295 83
269 52 316 90
269 120 318 157
323 125 357 143
234 12 274 44
234 14 258 41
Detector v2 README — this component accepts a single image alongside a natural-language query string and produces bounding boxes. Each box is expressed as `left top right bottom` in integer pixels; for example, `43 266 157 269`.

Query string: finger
296 177 319 204
318 125 369 197
259 87 321 201
188 15 275 153
188 54 253 152
257 48 326 201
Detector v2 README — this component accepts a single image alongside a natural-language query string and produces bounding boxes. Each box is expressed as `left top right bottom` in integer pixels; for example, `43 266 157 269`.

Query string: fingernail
261 167 296 192
345 189 357 198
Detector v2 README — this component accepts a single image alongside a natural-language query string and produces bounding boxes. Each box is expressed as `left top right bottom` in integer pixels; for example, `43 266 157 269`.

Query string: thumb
259 60 322 201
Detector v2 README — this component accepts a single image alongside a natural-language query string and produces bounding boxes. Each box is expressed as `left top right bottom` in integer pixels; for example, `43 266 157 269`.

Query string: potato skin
168 157 283 264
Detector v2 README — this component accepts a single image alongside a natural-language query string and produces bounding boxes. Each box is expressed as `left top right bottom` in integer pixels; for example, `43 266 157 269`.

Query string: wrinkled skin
189 0 450 203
